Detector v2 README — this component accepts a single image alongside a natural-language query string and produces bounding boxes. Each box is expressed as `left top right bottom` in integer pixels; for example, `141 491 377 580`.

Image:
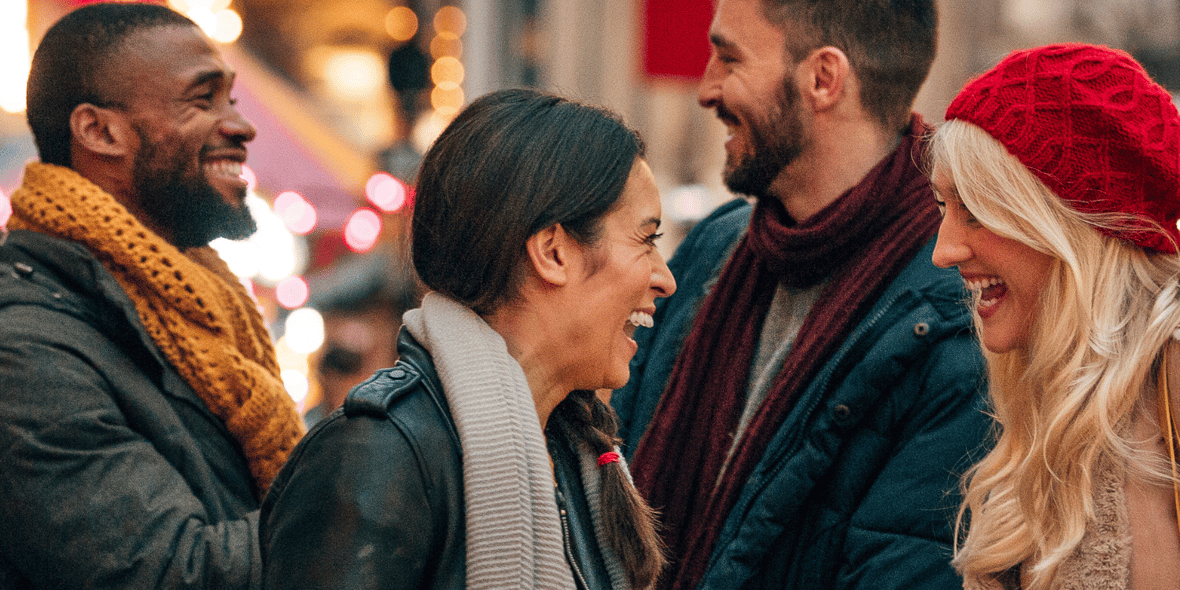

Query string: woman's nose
651 253 676 297
932 216 971 268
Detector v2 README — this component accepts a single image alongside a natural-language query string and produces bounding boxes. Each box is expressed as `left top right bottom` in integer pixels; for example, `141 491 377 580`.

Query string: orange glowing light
431 56 464 86
431 85 464 112
430 35 462 59
433 6 467 38
385 6 419 41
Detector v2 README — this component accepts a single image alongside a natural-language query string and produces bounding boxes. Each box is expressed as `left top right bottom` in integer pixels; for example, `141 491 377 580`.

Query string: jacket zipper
556 488 591 590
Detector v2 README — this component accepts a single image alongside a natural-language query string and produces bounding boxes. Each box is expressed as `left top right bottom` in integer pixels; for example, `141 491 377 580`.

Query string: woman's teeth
965 277 1004 309
627 311 654 328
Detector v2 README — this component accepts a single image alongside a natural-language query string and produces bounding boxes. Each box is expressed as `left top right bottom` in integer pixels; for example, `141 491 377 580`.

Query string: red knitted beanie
946 43 1180 253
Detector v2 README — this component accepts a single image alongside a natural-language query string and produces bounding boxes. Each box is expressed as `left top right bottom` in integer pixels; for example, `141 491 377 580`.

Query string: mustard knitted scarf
8 162 305 495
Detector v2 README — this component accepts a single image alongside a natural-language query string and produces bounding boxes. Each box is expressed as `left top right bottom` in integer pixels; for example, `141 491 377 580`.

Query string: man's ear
69 103 133 158
798 46 852 112
525 224 575 287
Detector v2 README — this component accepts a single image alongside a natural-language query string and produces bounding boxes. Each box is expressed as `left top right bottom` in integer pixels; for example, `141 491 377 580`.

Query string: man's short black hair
762 0 937 132
26 2 195 166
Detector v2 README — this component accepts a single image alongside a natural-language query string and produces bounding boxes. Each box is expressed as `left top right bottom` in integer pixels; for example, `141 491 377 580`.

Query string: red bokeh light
365 172 408 212
273 191 318 235
240 164 258 192
343 208 382 253
0 188 10 228
275 276 310 310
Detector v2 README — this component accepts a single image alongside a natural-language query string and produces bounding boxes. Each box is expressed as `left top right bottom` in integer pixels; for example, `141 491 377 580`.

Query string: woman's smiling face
565 159 676 390
930 167 1055 353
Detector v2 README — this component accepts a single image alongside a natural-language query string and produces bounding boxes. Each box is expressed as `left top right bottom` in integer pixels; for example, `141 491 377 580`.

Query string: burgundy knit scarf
631 116 940 590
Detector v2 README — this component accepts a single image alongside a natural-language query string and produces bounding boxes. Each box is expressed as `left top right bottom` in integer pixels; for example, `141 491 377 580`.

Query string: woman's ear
69 103 134 158
525 224 575 287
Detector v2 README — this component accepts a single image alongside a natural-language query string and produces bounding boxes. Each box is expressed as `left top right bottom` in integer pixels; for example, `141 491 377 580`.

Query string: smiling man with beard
0 3 303 588
610 1 992 589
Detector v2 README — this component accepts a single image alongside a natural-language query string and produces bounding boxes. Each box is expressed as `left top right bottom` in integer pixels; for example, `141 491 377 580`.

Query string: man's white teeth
965 276 1003 292
206 160 243 177
628 311 654 329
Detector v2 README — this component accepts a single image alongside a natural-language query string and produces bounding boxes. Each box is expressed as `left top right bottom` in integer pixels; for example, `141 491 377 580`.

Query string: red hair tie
597 451 621 467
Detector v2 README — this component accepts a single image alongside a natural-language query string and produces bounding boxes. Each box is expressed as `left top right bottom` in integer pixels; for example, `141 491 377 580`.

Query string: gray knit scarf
404 293 631 590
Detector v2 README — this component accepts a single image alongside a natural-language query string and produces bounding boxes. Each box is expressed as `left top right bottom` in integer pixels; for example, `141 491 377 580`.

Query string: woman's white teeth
965 277 1003 309
628 311 654 328
965 276 1003 292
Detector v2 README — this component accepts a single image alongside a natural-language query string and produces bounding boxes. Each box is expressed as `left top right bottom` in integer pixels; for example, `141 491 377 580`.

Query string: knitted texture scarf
8 162 304 495
632 115 941 590
403 292 577 590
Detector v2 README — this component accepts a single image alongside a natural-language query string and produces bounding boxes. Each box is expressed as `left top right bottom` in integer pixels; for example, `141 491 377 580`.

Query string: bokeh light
412 110 453 153
284 308 326 354
274 337 312 408
365 173 407 212
210 10 243 44
385 6 419 41
170 0 233 12
246 195 302 282
273 191 318 235
0 188 10 227
431 86 464 116
275 276 310 310
240 164 257 191
343 208 383 253
434 6 467 39
431 56 465 87
323 48 386 100
281 369 311 405
167 1 240 44
430 36 463 59
0 0 30 113
211 194 306 284
211 237 261 278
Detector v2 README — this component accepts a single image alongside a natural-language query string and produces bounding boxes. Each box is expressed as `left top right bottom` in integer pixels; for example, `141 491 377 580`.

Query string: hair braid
551 389 667 589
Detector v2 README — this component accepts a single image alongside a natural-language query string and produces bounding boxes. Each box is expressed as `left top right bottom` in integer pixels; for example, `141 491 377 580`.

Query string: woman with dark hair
260 88 674 590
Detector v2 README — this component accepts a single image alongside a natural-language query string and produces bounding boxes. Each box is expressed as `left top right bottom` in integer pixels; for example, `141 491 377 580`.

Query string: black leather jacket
261 329 614 589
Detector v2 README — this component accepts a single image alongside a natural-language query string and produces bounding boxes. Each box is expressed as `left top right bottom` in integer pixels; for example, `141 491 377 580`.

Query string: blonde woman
931 44 1180 589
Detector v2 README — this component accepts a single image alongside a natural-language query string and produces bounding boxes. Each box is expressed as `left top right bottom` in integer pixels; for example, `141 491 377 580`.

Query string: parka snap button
833 404 851 419
913 322 930 337
390 369 406 379
13 262 33 277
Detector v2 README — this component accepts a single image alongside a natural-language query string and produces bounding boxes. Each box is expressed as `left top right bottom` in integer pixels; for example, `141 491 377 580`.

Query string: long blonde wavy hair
932 120 1180 590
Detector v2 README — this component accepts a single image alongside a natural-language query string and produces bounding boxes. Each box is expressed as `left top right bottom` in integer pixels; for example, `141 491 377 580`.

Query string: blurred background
2 0 1179 419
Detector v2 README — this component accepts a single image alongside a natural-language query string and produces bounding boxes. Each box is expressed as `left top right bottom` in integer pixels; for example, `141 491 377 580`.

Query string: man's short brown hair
762 0 937 132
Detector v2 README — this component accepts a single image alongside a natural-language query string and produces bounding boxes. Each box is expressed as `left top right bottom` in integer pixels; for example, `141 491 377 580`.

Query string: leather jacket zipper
556 488 591 589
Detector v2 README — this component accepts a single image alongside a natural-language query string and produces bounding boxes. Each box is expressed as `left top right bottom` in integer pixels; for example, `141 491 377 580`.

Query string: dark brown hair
412 88 643 315
411 88 665 588
762 0 937 132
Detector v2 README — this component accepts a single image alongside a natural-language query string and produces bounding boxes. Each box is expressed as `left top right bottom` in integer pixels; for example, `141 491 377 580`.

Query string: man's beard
722 79 806 201
132 136 257 250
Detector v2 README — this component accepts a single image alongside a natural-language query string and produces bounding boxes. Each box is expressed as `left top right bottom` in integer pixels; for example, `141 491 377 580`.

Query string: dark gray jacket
0 229 260 589
612 200 992 590
261 329 615 590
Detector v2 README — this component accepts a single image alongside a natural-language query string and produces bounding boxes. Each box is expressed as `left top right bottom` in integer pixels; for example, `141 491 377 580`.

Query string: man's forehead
117 24 228 78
